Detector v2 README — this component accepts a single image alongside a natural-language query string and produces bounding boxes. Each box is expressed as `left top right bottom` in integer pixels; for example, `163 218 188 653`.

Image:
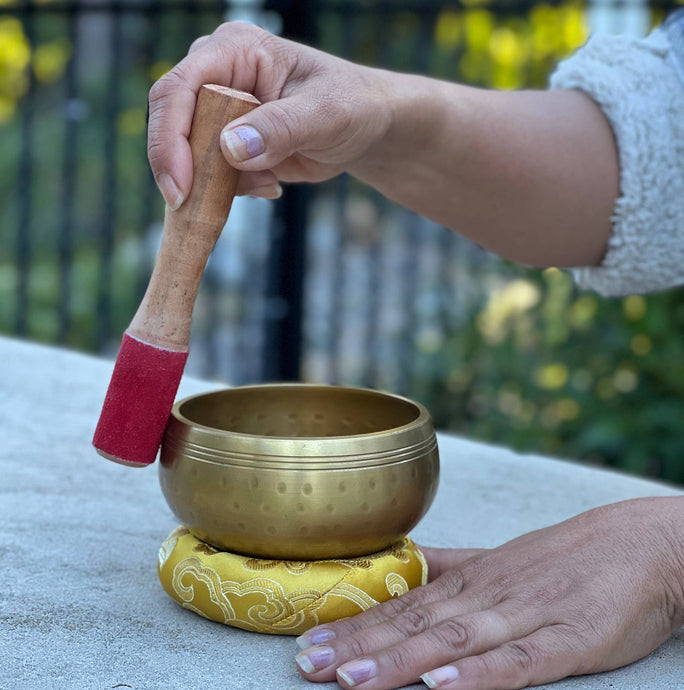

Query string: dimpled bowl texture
159 384 440 559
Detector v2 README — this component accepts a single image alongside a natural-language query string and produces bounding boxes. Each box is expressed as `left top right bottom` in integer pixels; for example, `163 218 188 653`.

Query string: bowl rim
169 382 432 443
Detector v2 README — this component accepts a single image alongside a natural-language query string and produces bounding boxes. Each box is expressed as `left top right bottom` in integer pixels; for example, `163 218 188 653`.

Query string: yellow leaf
118 107 147 137
476 279 541 344
630 334 652 356
555 398 580 421
33 39 70 83
622 295 646 321
464 9 494 51
149 60 174 83
0 18 31 71
561 5 589 51
534 363 569 390
435 11 462 51
492 63 523 90
459 49 486 84
489 27 526 66
0 94 15 124
569 295 598 328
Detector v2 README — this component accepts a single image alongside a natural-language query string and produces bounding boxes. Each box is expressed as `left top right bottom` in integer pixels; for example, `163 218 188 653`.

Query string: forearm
351 71 619 268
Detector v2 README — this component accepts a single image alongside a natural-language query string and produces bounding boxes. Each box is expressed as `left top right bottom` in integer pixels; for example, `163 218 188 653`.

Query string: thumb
220 95 335 172
419 546 487 582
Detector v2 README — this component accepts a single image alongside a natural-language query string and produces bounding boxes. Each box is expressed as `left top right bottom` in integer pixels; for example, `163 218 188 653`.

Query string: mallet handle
129 85 260 350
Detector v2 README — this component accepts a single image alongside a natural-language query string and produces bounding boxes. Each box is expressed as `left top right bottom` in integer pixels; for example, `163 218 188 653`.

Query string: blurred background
1 0 683 483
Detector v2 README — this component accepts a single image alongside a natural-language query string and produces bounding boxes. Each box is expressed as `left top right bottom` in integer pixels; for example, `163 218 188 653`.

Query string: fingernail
157 173 183 211
296 628 336 650
421 665 460 688
249 184 283 200
337 659 376 686
295 646 335 673
223 125 265 161
268 183 283 199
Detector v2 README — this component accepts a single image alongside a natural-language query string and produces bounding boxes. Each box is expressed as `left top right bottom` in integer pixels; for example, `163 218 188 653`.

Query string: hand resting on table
295 497 684 689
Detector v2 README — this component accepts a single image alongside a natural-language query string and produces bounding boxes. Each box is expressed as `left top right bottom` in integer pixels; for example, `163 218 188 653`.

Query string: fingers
298 570 469 647
147 22 277 207
296 602 534 689
149 20 383 205
297 593 497 674
235 170 282 199
421 625 584 690
147 49 228 207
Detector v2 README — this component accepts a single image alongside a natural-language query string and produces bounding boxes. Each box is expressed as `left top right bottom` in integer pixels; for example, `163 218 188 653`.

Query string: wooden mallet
93 85 259 466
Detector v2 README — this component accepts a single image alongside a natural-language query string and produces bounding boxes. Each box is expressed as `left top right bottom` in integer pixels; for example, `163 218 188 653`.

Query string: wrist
347 70 480 213
347 70 446 184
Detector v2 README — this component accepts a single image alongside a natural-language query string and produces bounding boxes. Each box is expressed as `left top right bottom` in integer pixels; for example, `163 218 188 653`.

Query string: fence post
260 0 317 381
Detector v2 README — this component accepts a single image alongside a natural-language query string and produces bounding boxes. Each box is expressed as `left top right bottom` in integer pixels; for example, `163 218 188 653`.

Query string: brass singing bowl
159 384 439 559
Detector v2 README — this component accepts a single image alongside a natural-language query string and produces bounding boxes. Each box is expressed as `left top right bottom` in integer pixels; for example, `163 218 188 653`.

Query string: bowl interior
177 386 420 438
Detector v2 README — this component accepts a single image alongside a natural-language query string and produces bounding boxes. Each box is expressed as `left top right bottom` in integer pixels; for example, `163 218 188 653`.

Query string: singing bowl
159 384 439 559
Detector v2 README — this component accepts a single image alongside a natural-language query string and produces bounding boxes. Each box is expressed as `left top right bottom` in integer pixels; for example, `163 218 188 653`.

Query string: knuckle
215 20 253 37
384 645 415 673
148 76 170 106
382 591 420 617
252 23 276 48
505 640 541 678
469 651 495 677
146 138 166 169
188 35 210 53
330 616 371 637
150 61 194 100
265 100 301 149
168 62 194 90
212 20 232 37
440 568 466 597
214 20 271 48
148 70 183 110
212 22 231 36
392 608 436 637
343 635 368 660
430 619 471 653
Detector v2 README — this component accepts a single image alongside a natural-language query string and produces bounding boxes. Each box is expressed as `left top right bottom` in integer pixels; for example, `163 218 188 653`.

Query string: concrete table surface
1 336 683 690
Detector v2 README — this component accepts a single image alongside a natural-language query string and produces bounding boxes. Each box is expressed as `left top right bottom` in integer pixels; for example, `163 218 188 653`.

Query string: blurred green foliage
318 1 588 87
408 267 684 484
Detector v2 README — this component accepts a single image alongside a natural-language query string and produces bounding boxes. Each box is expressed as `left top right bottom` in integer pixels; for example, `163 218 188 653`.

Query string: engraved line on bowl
160 444 438 472
160 443 438 472
162 434 437 469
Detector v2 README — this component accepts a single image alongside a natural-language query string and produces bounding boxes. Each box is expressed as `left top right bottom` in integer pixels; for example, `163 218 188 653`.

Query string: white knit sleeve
550 29 684 296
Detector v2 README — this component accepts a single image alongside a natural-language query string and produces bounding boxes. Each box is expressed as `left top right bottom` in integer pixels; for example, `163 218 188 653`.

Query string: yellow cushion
158 527 428 636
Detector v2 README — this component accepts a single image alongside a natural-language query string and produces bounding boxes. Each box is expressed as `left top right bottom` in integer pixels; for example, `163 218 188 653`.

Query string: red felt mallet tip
93 333 188 467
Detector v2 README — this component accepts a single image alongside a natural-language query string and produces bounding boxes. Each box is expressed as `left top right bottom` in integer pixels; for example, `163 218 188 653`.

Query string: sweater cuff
550 30 684 296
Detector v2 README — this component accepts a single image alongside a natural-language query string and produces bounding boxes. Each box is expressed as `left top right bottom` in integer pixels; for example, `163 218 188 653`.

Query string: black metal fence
3 0 684 480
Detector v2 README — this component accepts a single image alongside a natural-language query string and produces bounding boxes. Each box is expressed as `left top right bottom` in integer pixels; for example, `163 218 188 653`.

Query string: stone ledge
1 336 682 689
